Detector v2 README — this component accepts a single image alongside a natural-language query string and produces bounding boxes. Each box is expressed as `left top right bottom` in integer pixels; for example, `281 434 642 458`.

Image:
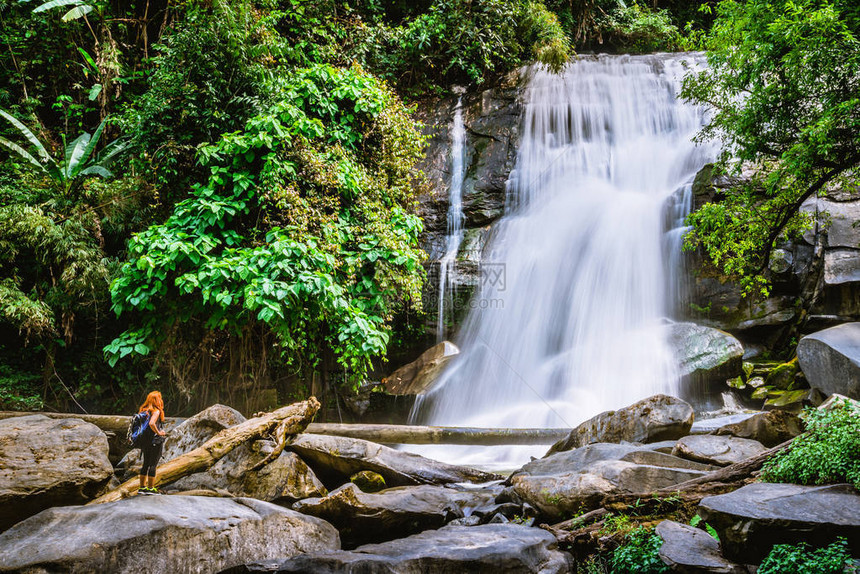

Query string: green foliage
0 110 127 197
758 538 855 574
609 527 669 574
360 0 570 92
598 3 683 53
0 362 43 411
108 64 425 389
682 0 860 296
760 400 860 488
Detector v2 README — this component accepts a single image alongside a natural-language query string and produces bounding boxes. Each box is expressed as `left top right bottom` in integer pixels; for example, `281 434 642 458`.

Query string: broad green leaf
64 132 90 178
0 136 48 173
62 4 92 20
87 84 102 101
77 47 97 71
76 117 107 173
0 109 52 163
32 0 82 13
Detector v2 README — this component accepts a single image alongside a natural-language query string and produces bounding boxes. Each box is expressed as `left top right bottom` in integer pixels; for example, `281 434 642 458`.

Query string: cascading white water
436 98 468 341
411 54 714 468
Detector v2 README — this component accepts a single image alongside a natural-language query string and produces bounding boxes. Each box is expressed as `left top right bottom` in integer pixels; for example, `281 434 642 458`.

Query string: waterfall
411 54 714 468
436 97 467 341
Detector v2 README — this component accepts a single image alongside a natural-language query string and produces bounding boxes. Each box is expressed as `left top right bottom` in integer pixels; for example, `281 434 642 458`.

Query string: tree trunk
87 397 320 505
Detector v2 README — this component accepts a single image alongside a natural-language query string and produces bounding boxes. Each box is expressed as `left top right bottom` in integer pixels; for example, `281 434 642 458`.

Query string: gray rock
802 198 860 249
173 446 327 503
698 483 860 563
824 248 860 285
690 413 758 435
547 395 694 455
672 435 767 467
522 444 715 478
292 483 498 547
511 445 712 519
712 410 803 447
226 524 572 573
121 404 326 502
797 323 860 399
290 434 501 489
384 341 459 395
656 520 745 574
0 495 340 573
666 323 744 405
0 415 113 531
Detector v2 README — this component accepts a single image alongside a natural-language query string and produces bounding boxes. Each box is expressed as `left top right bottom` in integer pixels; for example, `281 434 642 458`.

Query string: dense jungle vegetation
0 0 857 415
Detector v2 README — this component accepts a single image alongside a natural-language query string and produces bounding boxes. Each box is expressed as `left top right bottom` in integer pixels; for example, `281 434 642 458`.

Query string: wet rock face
698 483 860 563
225 524 573 574
797 322 860 399
685 164 860 348
664 322 744 409
546 394 695 455
0 496 340 574
0 414 113 531
292 482 498 547
417 72 523 334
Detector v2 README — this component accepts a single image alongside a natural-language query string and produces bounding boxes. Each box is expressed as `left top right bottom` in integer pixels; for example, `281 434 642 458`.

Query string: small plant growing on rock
760 400 860 488
608 526 669 574
757 538 855 574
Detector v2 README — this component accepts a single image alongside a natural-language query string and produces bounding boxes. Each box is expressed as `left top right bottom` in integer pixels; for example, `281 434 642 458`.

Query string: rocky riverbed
1 370 859 572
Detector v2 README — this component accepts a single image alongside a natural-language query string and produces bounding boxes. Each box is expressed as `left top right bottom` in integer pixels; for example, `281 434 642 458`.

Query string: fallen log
304 423 570 445
88 397 320 505
0 412 569 445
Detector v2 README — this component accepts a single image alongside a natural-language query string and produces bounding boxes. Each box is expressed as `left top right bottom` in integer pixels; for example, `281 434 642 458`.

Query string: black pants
141 440 164 477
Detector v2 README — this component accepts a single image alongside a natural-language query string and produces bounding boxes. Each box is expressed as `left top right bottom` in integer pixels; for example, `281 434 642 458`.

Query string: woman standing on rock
138 391 167 495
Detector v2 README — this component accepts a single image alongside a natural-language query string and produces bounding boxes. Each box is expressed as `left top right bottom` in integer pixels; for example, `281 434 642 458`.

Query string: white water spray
411 54 713 467
436 98 468 341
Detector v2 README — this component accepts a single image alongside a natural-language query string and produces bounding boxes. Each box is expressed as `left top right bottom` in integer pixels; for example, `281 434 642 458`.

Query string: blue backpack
127 411 151 448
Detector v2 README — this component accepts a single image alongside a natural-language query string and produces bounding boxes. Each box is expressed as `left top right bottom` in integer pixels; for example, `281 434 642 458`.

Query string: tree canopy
682 0 860 295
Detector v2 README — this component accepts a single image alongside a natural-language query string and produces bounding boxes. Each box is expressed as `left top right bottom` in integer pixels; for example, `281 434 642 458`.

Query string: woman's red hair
139 391 165 419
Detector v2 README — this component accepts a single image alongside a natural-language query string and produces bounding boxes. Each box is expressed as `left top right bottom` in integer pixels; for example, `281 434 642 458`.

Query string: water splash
411 54 714 467
436 97 467 341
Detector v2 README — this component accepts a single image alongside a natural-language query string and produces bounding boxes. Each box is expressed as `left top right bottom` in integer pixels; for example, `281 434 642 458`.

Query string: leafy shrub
361 0 570 92
599 3 683 53
758 538 855 574
0 363 43 411
609 527 669 574
107 64 426 393
760 400 860 489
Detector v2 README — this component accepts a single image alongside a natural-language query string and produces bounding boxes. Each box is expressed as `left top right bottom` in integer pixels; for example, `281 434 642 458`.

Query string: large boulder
121 404 326 502
672 435 767 467
711 410 803 447
698 483 860 563
0 414 113 531
289 434 501 489
224 524 572 574
0 495 340 573
511 444 712 519
546 395 694 456
797 323 860 399
666 322 744 407
292 482 498 547
384 341 460 395
656 520 745 574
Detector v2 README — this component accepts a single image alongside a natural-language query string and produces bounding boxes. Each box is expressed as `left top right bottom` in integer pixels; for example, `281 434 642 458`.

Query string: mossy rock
350 470 387 493
764 358 799 390
751 386 770 400
726 376 746 390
